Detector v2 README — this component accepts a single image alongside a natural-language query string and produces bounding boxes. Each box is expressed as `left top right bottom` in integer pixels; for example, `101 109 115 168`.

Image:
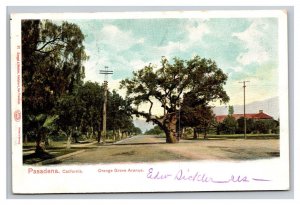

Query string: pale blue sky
65 17 279 106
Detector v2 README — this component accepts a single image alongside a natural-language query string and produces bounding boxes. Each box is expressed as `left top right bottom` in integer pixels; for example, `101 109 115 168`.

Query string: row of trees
143 105 278 139
144 126 164 135
217 116 279 135
54 82 140 143
145 116 279 139
22 20 139 153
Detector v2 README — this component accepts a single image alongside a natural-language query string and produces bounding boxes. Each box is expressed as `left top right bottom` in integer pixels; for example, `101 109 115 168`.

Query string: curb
34 150 86 165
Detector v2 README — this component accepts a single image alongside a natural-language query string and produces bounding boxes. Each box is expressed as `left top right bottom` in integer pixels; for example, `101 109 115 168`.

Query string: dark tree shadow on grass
23 151 55 164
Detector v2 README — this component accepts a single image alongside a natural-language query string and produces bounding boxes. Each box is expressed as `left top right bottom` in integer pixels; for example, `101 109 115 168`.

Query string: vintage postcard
11 10 289 193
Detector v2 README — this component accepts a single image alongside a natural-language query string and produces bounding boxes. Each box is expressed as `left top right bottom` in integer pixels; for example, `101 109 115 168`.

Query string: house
215 110 273 123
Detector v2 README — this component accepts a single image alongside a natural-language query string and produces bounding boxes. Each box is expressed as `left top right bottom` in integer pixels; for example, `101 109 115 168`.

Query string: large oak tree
120 56 229 143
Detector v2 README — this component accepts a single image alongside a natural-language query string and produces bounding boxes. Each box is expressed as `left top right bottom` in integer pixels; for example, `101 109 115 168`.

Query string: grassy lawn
23 148 79 165
23 141 68 149
23 140 96 165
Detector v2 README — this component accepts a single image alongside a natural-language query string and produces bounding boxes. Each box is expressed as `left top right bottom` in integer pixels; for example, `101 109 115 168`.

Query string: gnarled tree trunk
165 113 178 143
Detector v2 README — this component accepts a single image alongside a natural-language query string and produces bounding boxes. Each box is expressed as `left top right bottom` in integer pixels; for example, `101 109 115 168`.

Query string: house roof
215 111 273 123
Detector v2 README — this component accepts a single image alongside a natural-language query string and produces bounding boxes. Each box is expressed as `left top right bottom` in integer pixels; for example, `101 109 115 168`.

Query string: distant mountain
213 96 279 120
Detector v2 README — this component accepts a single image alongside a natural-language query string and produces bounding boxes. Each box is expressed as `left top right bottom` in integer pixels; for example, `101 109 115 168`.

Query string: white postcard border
10 10 289 194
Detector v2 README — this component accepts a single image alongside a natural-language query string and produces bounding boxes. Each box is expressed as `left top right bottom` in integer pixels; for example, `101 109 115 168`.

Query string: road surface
57 135 279 164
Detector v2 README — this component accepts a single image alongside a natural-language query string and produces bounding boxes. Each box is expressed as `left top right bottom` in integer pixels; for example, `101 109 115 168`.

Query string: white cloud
153 21 210 58
233 20 270 65
185 22 210 44
82 48 111 83
153 42 182 61
231 66 243 72
128 59 152 71
98 24 144 51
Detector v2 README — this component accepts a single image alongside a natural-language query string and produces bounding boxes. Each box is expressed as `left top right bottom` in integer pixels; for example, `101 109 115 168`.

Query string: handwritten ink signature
146 168 271 183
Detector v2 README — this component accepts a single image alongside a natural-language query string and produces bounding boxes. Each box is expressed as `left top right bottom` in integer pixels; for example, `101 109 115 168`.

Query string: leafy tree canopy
22 20 88 151
120 56 229 143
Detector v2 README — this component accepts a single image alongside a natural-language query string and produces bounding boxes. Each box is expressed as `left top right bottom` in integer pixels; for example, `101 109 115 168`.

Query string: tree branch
36 35 61 51
148 98 153 116
35 48 58 54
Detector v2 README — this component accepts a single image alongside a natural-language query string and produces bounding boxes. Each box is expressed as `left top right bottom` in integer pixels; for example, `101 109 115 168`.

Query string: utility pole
99 66 113 143
239 81 250 139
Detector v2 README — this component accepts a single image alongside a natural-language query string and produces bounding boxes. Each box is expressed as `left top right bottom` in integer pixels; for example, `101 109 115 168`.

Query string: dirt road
58 135 279 164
